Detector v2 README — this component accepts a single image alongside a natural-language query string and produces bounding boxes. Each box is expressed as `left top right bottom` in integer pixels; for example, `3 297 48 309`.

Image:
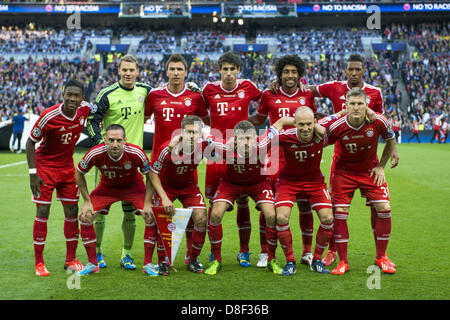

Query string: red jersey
77 142 151 188
145 84 209 156
277 128 325 183
392 119 400 132
412 122 419 133
150 139 207 189
256 87 317 163
315 80 384 114
433 116 442 131
320 114 395 174
202 79 262 139
256 87 317 123
29 102 91 169
214 127 274 185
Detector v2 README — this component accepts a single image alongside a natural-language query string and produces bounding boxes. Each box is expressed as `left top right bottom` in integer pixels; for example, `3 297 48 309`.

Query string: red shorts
330 155 371 206
153 184 206 210
274 179 332 211
32 167 79 206
213 180 274 211
205 162 226 199
331 169 390 208
90 181 146 215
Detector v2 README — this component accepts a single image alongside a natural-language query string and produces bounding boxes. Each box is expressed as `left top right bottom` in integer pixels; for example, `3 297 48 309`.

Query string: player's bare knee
275 206 291 225
36 205 50 218
193 209 207 228
63 204 79 218
373 202 391 212
260 205 276 226
318 208 334 225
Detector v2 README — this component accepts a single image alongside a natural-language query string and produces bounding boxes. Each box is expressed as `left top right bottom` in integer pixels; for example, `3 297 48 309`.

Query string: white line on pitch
0 161 27 169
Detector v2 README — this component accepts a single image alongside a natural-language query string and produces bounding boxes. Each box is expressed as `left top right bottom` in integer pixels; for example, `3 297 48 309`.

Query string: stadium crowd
1 22 448 137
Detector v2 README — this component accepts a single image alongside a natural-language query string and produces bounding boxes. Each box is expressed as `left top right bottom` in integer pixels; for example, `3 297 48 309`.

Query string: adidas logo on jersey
275 99 282 104
343 135 349 141
101 165 108 169
339 95 346 100
214 94 221 99
59 127 66 131
161 100 167 105
290 144 298 148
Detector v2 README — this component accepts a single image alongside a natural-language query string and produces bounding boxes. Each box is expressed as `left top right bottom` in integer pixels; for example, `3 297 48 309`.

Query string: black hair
105 124 126 138
63 78 85 94
218 51 241 70
274 55 306 83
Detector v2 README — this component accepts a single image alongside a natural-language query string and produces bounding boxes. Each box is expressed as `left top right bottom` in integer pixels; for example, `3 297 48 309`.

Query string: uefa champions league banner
153 207 193 267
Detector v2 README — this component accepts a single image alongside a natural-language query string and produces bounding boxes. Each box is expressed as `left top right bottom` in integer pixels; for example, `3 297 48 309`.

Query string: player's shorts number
196 193 205 205
263 189 274 199
380 186 389 198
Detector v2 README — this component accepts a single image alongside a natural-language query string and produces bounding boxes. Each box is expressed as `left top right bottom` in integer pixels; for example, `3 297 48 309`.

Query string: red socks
33 216 48 265
64 217 79 263
144 222 157 265
208 221 223 262
375 210 392 259
299 209 313 255
313 222 334 260
265 224 277 261
190 225 206 261
80 222 97 265
259 212 268 254
236 201 251 253
333 211 349 264
276 223 295 262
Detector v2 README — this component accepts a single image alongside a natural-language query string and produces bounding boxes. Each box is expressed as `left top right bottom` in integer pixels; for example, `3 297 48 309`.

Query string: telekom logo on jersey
167 128 284 176
163 108 174 121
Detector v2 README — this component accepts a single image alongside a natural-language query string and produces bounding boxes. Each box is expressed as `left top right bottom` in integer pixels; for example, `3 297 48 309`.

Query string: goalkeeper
86 54 152 270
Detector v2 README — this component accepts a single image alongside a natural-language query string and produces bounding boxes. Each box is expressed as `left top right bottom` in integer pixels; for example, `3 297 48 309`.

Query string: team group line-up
27 51 399 278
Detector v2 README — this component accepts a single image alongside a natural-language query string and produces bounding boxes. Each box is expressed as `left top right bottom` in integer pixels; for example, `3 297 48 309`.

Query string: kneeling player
274 107 334 275
205 117 294 275
75 124 154 276
149 115 210 275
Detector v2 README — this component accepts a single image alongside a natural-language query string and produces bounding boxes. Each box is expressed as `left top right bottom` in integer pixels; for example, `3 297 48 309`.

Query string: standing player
26 78 90 276
205 117 293 275
407 119 421 143
273 107 334 275
249 54 318 268
306 54 400 266
86 54 152 270
391 116 402 143
202 51 263 267
148 115 210 275
319 88 397 274
75 124 155 276
145 54 210 264
441 117 448 143
430 114 444 143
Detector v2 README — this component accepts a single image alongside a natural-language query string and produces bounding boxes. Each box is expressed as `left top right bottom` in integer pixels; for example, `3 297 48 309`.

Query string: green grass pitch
0 143 449 300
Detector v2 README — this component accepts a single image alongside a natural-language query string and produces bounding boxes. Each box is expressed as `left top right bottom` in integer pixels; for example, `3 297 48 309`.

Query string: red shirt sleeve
255 90 270 118
144 91 154 118
315 81 336 99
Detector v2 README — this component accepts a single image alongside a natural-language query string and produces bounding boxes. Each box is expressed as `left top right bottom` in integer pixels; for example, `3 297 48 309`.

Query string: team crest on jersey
366 129 374 137
80 160 88 170
89 103 98 114
33 127 41 138
153 161 162 171
123 161 132 170
299 98 306 105
237 90 245 99
184 98 192 107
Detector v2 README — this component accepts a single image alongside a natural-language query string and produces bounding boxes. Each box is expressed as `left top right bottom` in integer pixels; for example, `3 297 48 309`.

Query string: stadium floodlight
213 16 218 23
238 18 244 25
